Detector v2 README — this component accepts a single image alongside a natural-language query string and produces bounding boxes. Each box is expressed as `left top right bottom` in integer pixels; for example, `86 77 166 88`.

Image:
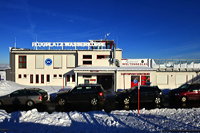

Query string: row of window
18 74 75 83
18 54 110 69
19 55 76 69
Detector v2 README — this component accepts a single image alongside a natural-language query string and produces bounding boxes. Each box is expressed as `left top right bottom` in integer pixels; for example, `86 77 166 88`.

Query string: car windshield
178 84 189 89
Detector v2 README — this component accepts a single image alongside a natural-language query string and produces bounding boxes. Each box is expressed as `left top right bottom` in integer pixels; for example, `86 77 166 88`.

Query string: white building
0 64 10 81
9 40 200 90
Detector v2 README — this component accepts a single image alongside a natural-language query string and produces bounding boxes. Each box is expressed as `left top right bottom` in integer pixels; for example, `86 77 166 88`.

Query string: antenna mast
14 37 17 48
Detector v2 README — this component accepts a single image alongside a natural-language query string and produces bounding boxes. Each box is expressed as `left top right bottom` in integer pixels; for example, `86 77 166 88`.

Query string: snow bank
0 108 200 133
0 81 61 96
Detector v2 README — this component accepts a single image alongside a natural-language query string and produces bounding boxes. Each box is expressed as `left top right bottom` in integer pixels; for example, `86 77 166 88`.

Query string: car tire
154 97 161 105
181 96 187 103
26 100 34 107
0 101 3 107
58 98 66 106
124 98 130 105
91 98 98 106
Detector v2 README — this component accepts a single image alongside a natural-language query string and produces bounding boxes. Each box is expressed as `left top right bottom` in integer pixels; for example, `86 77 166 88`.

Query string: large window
35 55 44 69
53 55 62 69
19 56 27 68
66 54 75 68
83 55 92 59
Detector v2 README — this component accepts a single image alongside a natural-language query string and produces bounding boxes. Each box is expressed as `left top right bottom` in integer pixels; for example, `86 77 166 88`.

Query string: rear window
38 89 47 94
27 90 39 96
190 84 200 90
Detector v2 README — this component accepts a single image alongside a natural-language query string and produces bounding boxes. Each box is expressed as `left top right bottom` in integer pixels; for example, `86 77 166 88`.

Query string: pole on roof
14 37 17 48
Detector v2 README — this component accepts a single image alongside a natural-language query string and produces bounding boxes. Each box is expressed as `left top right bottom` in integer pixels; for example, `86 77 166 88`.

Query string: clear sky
0 0 200 64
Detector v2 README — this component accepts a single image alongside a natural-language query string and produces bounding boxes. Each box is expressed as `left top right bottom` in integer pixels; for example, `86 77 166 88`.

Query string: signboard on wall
32 42 105 48
121 59 149 67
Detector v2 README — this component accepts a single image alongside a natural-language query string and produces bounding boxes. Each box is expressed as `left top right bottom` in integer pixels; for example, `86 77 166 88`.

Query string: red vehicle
169 84 200 103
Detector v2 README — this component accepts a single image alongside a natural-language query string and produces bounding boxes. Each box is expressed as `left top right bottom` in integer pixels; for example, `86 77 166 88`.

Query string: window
53 55 62 69
53 74 57 78
36 74 39 83
66 54 76 68
83 55 92 59
30 75 33 83
72 75 75 82
18 74 22 79
19 56 27 68
24 74 27 78
59 74 62 78
66 75 70 82
47 75 50 82
83 61 92 65
41 75 44 84
97 55 110 59
35 55 44 69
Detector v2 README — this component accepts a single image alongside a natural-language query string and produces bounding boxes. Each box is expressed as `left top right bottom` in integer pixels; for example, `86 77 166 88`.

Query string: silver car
0 88 48 107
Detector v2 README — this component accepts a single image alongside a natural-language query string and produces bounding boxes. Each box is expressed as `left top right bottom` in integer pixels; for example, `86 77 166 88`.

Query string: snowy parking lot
0 81 200 133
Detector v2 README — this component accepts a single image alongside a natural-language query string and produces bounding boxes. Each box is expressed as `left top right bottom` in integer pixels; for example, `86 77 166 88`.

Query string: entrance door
97 75 113 90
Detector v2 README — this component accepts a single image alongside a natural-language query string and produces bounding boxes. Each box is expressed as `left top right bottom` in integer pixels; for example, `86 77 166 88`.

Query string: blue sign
45 58 52 66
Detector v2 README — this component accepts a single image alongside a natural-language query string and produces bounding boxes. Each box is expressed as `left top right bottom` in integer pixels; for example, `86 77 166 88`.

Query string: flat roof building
9 40 200 90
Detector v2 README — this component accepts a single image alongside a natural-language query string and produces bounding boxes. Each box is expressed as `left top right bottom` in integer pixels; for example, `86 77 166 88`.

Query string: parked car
169 83 200 103
56 84 110 109
116 86 162 106
0 88 48 107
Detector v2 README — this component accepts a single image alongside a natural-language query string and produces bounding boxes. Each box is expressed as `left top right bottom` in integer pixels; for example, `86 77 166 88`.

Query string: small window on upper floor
83 55 92 59
97 55 110 59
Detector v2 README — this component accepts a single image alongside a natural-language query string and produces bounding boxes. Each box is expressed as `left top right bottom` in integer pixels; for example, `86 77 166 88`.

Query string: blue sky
0 0 200 64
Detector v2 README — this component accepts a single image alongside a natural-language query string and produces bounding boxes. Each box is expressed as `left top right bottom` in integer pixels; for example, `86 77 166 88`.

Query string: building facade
9 41 200 90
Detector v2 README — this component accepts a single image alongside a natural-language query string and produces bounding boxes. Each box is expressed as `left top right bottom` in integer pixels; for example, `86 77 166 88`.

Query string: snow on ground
0 108 200 133
0 81 200 133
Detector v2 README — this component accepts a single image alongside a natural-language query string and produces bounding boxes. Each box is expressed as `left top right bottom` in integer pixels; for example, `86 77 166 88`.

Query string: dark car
116 86 162 106
56 84 107 108
0 88 48 107
169 83 200 104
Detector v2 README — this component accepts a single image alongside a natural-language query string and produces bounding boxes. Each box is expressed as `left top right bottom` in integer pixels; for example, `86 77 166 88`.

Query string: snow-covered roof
73 66 155 71
0 64 10 70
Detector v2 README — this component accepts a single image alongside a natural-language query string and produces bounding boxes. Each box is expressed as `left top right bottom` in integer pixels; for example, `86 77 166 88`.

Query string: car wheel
155 97 161 105
26 100 34 107
124 98 130 105
0 101 3 106
181 96 187 103
58 98 66 106
91 98 98 106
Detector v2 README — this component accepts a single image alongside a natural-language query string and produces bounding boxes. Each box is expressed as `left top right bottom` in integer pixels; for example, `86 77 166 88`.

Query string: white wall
0 71 6 81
